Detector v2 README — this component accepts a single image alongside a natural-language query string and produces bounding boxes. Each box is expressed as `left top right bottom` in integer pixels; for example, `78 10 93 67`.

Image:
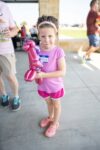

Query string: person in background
83 0 100 62
29 25 39 45
20 24 27 46
12 21 19 50
0 1 21 111
35 15 66 138
29 25 38 38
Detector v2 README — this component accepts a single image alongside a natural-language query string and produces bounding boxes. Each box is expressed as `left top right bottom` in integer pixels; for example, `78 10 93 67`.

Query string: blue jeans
88 34 100 47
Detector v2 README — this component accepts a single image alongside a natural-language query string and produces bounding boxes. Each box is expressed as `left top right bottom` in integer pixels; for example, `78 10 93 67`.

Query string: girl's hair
37 15 58 32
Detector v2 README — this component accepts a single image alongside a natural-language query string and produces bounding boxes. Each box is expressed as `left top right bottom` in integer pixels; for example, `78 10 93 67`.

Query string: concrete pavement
0 50 100 150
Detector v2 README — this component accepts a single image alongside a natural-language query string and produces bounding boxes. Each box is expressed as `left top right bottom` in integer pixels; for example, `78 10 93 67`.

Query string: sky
59 0 91 25
7 3 39 27
7 0 91 27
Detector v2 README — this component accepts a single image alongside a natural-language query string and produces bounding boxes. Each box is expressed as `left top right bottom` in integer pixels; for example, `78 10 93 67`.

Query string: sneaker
40 117 53 128
11 97 21 111
82 55 86 63
85 57 91 61
1 95 9 107
45 122 59 138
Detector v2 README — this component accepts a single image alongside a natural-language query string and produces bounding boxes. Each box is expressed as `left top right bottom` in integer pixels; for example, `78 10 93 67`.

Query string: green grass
59 27 87 38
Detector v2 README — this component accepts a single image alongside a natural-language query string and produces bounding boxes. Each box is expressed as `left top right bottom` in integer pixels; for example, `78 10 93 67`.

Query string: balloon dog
23 40 43 84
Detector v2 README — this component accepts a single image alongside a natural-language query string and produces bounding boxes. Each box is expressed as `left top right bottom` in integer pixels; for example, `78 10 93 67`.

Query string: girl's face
38 27 57 50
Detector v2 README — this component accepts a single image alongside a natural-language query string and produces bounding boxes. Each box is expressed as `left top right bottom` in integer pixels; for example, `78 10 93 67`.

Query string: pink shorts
38 88 64 100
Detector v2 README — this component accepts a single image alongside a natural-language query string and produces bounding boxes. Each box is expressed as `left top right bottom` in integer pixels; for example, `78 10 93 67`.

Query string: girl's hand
35 71 45 79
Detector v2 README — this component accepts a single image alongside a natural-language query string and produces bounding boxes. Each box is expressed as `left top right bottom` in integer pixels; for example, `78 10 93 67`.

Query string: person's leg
1 53 21 110
85 45 99 59
45 99 61 137
0 74 10 106
0 54 20 108
84 34 100 59
0 74 6 95
44 88 64 137
43 98 61 123
2 53 19 97
0 58 10 106
39 97 54 128
46 97 54 119
0 72 20 108
6 72 21 111
6 73 19 97
52 99 61 125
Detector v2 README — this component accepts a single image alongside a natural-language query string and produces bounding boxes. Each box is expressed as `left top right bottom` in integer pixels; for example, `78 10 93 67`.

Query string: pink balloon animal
23 40 43 84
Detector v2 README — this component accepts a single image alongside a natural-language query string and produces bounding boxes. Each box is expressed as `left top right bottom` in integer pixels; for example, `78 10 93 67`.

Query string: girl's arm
36 57 66 79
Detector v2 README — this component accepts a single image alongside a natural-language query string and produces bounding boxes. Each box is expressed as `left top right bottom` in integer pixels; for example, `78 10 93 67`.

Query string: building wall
39 0 59 19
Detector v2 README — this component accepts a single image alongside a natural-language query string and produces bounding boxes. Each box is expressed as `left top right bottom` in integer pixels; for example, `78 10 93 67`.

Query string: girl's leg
39 97 54 128
46 97 54 119
44 99 61 137
52 99 61 125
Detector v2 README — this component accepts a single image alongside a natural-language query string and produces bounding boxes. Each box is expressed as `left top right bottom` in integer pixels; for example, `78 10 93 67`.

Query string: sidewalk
0 51 100 150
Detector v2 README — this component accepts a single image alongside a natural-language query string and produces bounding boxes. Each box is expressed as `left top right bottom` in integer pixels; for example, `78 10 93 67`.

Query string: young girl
35 15 66 137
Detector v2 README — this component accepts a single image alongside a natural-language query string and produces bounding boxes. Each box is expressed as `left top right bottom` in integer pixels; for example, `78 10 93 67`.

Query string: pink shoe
45 122 59 137
40 117 52 128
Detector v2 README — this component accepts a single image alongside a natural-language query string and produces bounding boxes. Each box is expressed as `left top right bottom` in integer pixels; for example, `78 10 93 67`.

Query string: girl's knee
53 100 61 109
